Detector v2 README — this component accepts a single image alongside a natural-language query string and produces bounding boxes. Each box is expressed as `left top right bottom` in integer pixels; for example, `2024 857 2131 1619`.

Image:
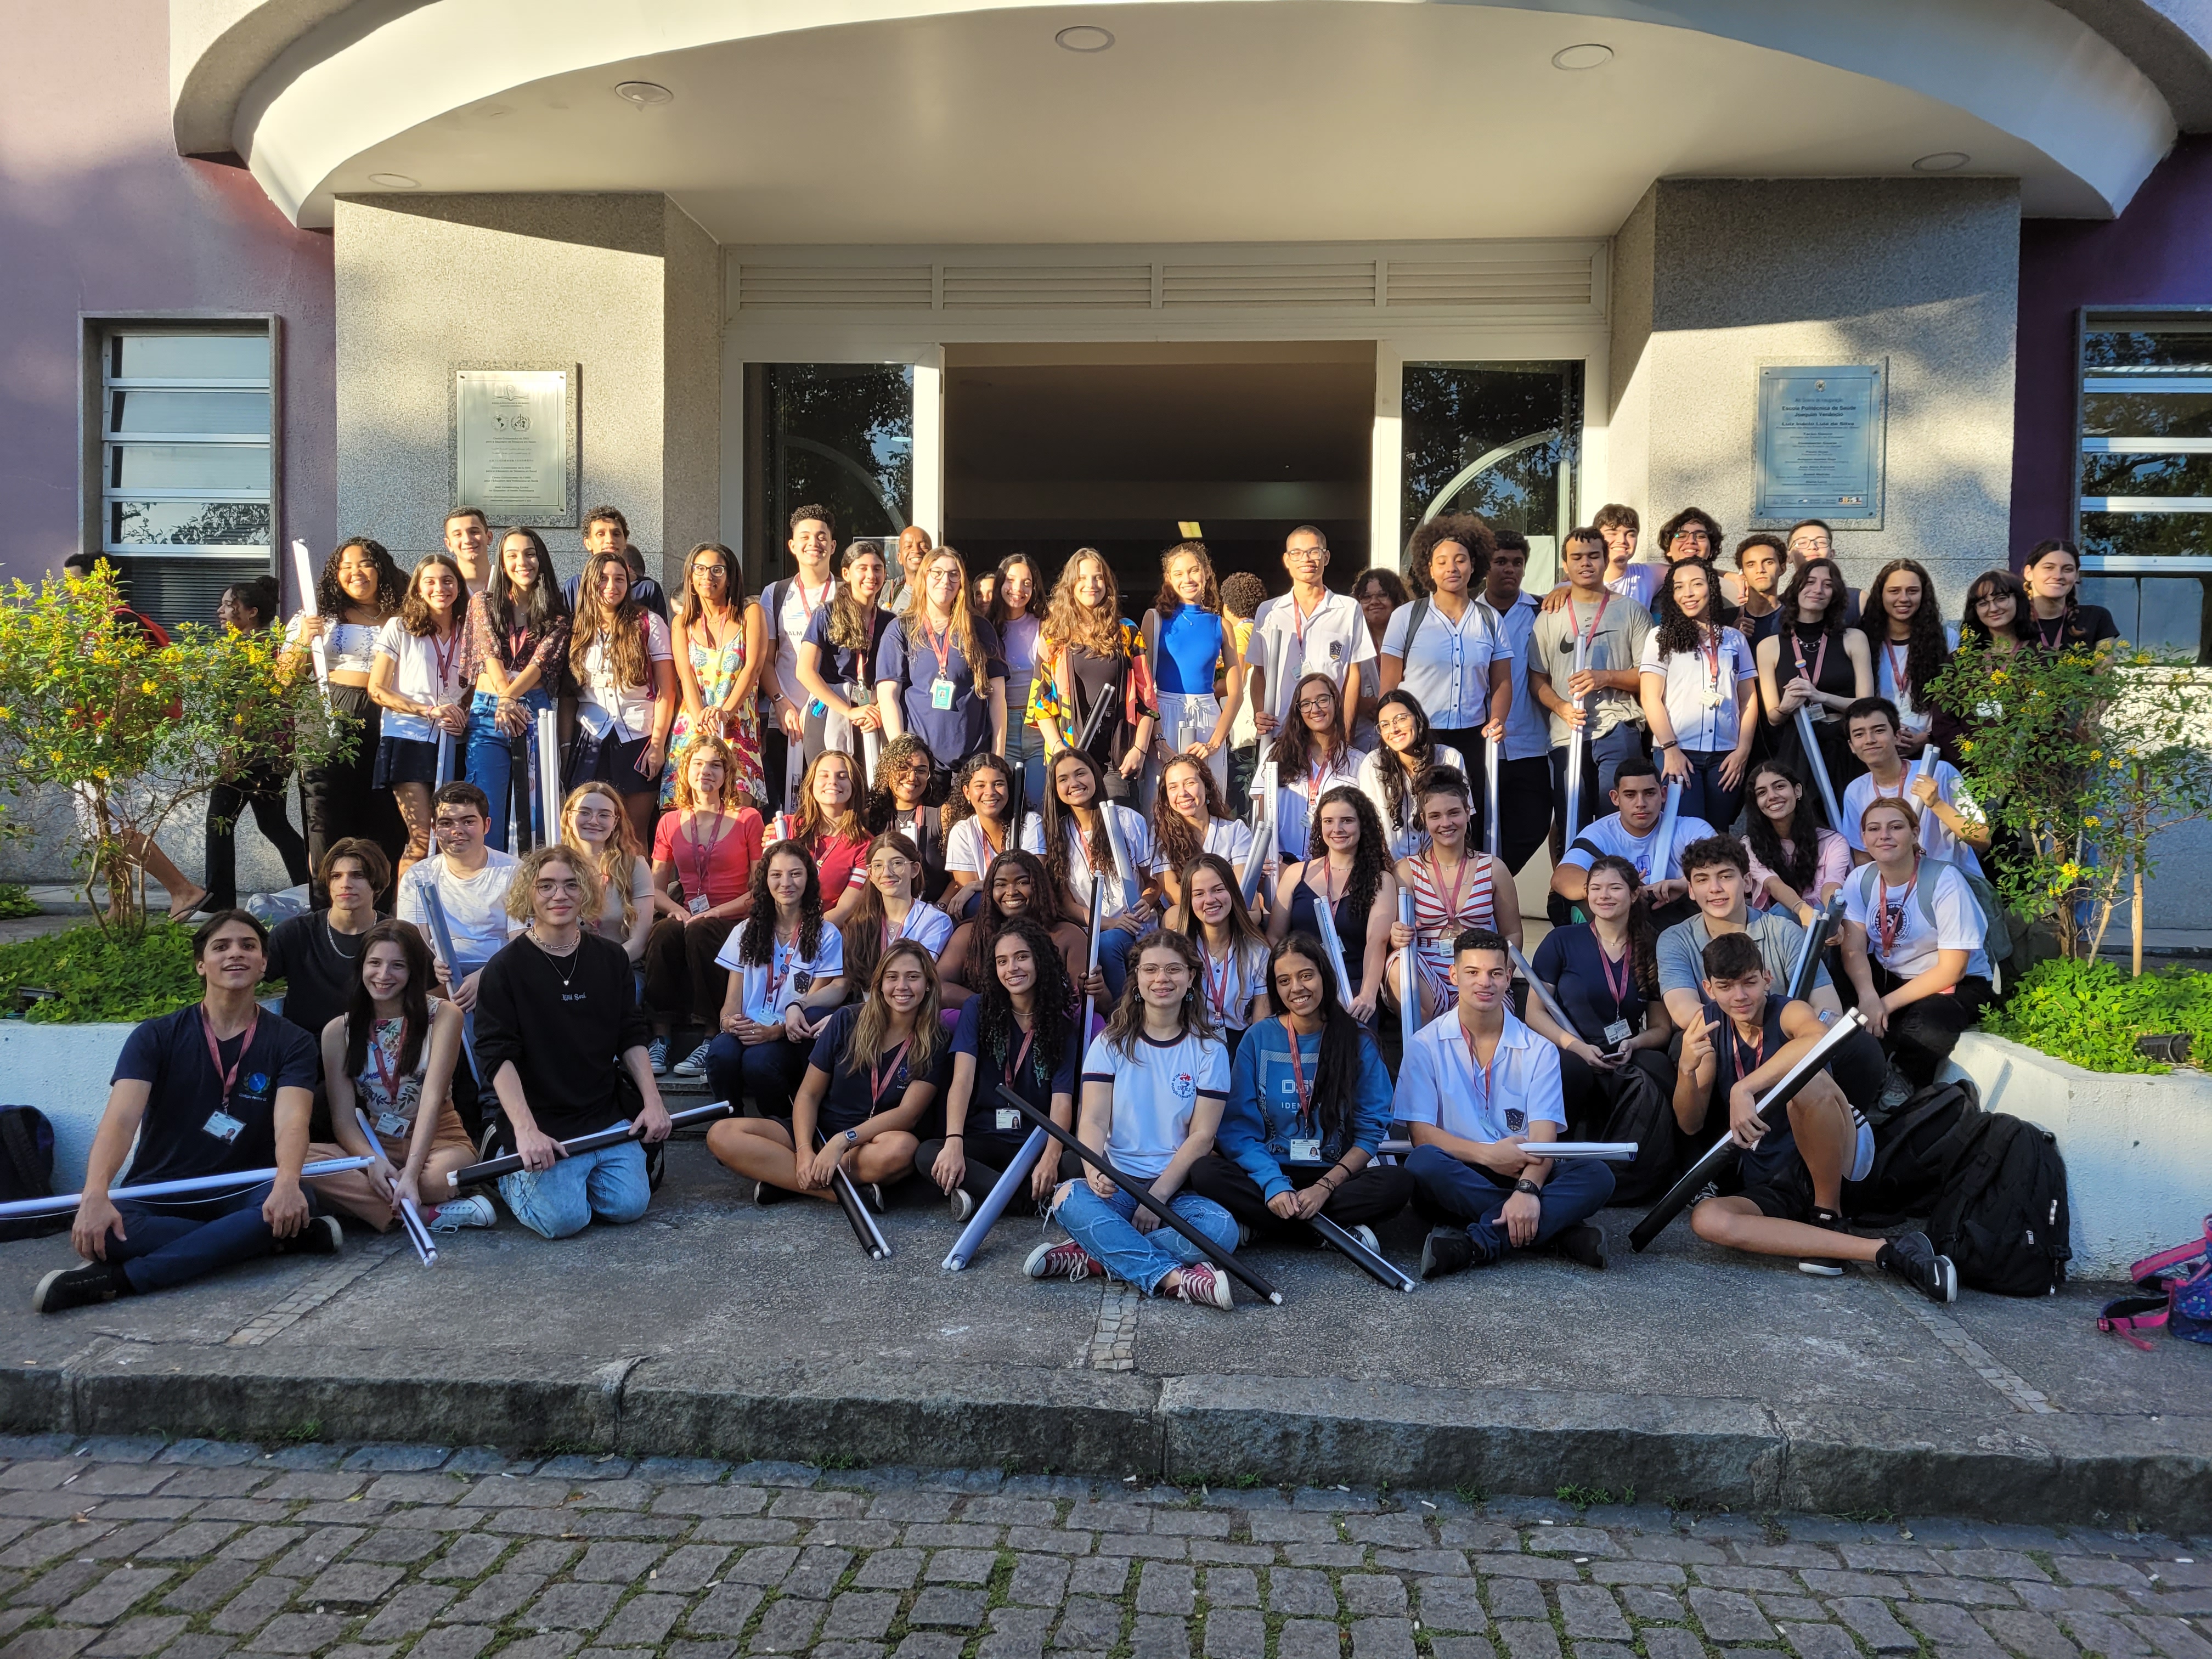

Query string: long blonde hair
902 548 987 678
673 735 745 813
1042 548 1126 658
838 939 944 1077
561 782 643 934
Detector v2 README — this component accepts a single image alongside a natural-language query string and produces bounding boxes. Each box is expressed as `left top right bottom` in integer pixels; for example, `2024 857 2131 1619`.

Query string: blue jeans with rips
1052 1181 1239 1297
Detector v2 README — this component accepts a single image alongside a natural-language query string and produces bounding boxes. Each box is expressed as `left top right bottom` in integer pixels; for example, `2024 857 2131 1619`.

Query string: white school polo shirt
1393 1007 1565 1142
1080 1028 1230 1180
1379 595 1512 732
1244 590 1376 726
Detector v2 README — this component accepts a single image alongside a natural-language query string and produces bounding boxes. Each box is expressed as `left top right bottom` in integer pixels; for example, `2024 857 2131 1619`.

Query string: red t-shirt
653 808 765 909
809 831 871 902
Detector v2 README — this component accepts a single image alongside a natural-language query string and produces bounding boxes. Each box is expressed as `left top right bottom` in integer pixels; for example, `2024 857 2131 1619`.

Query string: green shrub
0 921 206 1024
1983 956 2212 1074
0 885 38 921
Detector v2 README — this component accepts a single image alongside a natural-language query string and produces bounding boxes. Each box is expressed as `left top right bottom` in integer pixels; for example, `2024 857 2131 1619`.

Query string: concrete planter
1942 1030 2212 1280
0 1021 133 1191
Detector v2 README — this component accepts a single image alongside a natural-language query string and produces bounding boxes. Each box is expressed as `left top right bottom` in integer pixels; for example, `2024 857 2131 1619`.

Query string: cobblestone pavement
0 1438 2205 1659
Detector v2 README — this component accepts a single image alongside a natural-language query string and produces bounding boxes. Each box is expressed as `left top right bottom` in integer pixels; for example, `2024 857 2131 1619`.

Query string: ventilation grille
731 249 1600 315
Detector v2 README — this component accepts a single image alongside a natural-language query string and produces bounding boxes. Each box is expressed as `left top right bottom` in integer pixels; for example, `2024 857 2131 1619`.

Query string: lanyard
368 1017 405 1107
921 611 957 675
1203 941 1238 1021
978 815 1007 860
199 1006 259 1114
1700 626 1723 693
1729 1018 1766 1085
1284 1029 1315 1132
1592 927 1632 1017
1306 756 1333 800
869 1037 912 1108
1883 639 1912 702
795 574 830 618
684 811 732 903
1573 591 1613 653
1003 1024 1035 1088
430 627 460 693
1427 851 1471 927
2034 611 2069 650
1789 627 1828 690
1876 862 1919 958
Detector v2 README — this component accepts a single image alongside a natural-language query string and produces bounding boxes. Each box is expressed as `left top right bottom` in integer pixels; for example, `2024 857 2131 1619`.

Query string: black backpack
1581 1061 1681 1208
1849 1079 1984 1224
0 1107 69 1243
1927 1113 2072 1297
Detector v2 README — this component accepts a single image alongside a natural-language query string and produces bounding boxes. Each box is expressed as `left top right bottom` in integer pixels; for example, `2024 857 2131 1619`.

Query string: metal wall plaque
454 368 572 523
1752 362 1884 527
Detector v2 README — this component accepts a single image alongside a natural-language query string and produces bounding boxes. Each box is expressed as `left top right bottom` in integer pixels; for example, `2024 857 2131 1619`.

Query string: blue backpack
2098 1216 2212 1348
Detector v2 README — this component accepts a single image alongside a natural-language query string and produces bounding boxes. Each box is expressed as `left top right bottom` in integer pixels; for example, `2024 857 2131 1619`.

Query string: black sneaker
1420 1226 1475 1280
1798 1209 1850 1278
1554 1221 1607 1271
754 1179 786 1209
283 1216 343 1257
864 1182 887 1214
1877 1230 1957 1304
32 1262 130 1314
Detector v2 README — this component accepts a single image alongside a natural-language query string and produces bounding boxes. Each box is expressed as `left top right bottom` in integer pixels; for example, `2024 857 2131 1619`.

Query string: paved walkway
0 1435 2204 1659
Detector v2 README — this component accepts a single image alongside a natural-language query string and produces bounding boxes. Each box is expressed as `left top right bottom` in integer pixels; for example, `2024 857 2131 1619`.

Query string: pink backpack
2098 1215 2212 1349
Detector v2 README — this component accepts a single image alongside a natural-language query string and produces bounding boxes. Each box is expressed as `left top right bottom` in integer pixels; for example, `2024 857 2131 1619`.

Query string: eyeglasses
1973 592 2013 608
1296 698 1335 715
534 878 582 896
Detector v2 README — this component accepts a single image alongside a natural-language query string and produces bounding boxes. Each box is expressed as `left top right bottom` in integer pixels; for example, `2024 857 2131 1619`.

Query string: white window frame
2073 304 2212 575
86 314 281 568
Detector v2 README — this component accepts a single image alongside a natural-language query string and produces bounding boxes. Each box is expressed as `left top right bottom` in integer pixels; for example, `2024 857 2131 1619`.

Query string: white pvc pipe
0 1156 376 1220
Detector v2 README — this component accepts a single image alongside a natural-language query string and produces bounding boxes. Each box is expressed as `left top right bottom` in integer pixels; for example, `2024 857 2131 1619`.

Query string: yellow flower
2085 816 2101 828
1958 739 1974 753
2088 749 2101 761
2109 758 2124 770
2061 861 2081 879
1990 670 2007 684
139 680 157 695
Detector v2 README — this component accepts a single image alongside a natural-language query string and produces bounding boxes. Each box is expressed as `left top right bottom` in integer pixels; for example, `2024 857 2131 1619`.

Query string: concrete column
1606 178 2021 602
333 192 719 594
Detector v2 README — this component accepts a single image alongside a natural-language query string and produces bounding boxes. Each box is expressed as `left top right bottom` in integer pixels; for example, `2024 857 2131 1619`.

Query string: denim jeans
465 686 555 852
1674 748 1744 835
1098 926 1137 1005
704 1034 812 1118
107 1180 319 1294
496 1135 652 1239
1004 723 1047 821
1052 1181 1239 1296
1550 724 1649 842
1404 1144 1613 1255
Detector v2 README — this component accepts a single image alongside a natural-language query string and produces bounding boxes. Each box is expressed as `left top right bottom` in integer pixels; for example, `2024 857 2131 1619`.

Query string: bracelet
943 1133 963 1140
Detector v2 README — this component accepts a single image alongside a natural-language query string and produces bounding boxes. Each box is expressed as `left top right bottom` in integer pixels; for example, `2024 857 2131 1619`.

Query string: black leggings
1182 1153 1415 1239
913 1134 1080 1207
301 685 406 903
1870 964 1994 1086
205 764 311 911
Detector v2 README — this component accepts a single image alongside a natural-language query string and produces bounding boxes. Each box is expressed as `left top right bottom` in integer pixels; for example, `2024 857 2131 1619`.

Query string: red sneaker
1025 1239 1105 1282
1173 1261 1234 1310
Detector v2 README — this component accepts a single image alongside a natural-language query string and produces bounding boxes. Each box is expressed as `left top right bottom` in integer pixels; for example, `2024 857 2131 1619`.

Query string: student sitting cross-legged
35 911 333 1314
709 940 946 1210
1395 927 1613 1280
703 843 850 1118
918 915 1082 1220
472 845 673 1239
1026 931 1241 1310
1184 932 1414 1252
1678 930 1956 1300
309 920 492 1234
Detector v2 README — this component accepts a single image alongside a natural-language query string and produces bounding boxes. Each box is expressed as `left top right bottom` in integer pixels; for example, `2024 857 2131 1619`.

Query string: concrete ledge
1943 1030 2212 1277
0 1022 133 1190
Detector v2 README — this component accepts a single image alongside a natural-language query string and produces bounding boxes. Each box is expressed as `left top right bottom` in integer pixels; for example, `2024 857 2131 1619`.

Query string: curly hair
867 733 937 830
1654 558 1726 658
1580 854 1662 1000
1152 541 1221 619
1352 568 1410 613
973 912 1075 1096
1859 558 1950 701
1743 760 1817 896
1305 784 1389 920
837 939 942 1079
319 537 404 619
1150 754 1232 881
943 751 1020 842
1657 507 1723 557
1267 672 1353 776
732 842 825 967
1101 928 1219 1059
1262 931 1373 1144
1041 548 1127 659
397 552 470 638
1371 689 1440 842
503 843 604 925
968 849 1056 989
1402 514 1495 599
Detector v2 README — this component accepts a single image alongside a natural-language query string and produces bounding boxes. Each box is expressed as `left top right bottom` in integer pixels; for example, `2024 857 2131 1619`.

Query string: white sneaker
647 1036 669 1076
1350 1223 1381 1256
949 1187 976 1222
428 1194 496 1232
672 1041 712 1077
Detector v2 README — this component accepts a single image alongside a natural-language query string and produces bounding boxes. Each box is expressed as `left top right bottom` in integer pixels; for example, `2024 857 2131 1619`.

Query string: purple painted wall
0 0 334 589
2012 134 2212 558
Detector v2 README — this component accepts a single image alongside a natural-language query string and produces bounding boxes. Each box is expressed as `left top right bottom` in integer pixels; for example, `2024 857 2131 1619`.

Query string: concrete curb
0 1340 2204 1528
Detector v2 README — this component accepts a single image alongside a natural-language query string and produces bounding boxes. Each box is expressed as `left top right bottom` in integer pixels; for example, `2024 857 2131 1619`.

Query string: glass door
1400 361 1583 591
742 363 915 590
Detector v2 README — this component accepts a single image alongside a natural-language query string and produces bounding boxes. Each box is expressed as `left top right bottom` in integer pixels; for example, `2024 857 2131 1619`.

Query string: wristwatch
843 1128 859 1147
1513 1178 1542 1197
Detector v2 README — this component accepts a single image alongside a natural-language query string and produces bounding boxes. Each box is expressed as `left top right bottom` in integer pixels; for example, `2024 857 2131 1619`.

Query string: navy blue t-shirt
1531 924 1649 1046
875 613 1005 767
111 1005 320 1188
805 1005 954 1137
950 997 1079 1142
802 603 893 692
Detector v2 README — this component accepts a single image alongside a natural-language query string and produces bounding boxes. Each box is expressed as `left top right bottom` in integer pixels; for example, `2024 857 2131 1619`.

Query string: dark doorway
943 343 1373 602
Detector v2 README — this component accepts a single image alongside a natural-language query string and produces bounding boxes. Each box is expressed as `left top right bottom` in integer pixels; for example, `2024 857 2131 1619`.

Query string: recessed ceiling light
367 172 419 189
614 81 674 106
478 104 512 121
1056 25 1115 52
1912 151 1970 172
1552 43 1613 70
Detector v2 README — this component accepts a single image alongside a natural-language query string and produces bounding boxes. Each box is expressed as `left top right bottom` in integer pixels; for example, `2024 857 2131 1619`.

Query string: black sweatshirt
473 932 650 1146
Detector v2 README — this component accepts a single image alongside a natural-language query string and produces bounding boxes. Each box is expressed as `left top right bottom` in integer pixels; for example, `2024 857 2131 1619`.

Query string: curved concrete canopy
188 0 2181 231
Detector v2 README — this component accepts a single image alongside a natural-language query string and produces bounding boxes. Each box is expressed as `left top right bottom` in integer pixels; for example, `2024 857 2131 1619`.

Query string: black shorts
574 733 661 798
372 735 442 789
1733 1155 1816 1223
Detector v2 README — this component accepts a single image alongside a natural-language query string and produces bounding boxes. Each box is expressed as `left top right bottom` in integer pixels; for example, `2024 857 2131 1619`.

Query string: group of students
31 503 2105 1317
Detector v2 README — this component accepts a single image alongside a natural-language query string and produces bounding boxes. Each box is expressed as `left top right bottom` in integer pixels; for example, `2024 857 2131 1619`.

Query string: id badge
1603 1019 1634 1049
202 1110 246 1144
1288 1137 1322 1164
995 1108 1021 1132
375 1110 411 1139
688 894 710 916
930 677 955 710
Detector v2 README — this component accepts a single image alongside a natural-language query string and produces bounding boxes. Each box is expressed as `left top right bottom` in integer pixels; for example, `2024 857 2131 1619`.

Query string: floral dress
662 626 765 808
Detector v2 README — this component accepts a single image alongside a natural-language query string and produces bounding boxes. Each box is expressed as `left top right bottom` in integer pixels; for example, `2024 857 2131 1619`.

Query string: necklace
534 930 584 992
323 915 368 967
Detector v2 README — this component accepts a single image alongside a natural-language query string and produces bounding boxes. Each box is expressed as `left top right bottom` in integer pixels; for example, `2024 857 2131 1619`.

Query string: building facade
6 0 2212 910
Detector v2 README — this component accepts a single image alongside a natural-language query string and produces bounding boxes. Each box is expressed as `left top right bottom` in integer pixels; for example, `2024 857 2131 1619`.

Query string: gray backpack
1849 857 2013 968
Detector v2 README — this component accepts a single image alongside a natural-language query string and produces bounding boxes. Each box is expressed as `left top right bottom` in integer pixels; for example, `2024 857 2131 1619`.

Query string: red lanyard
1306 757 1332 800
430 628 460 692
796 574 830 617
1314 859 1344 906
1592 928 1632 1016
1003 1024 1035 1088
368 1017 405 1107
868 1037 912 1107
1284 1029 1316 1131
1790 628 1827 690
921 612 957 674
684 811 731 903
1427 851 1471 927
2034 612 2069 650
1458 1021 1497 1118
1203 941 1238 1021
1574 592 1613 651
199 1006 258 1114
1700 627 1723 693
1884 639 1912 701
978 816 1007 859
1730 1019 1766 1085
1876 862 1919 958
